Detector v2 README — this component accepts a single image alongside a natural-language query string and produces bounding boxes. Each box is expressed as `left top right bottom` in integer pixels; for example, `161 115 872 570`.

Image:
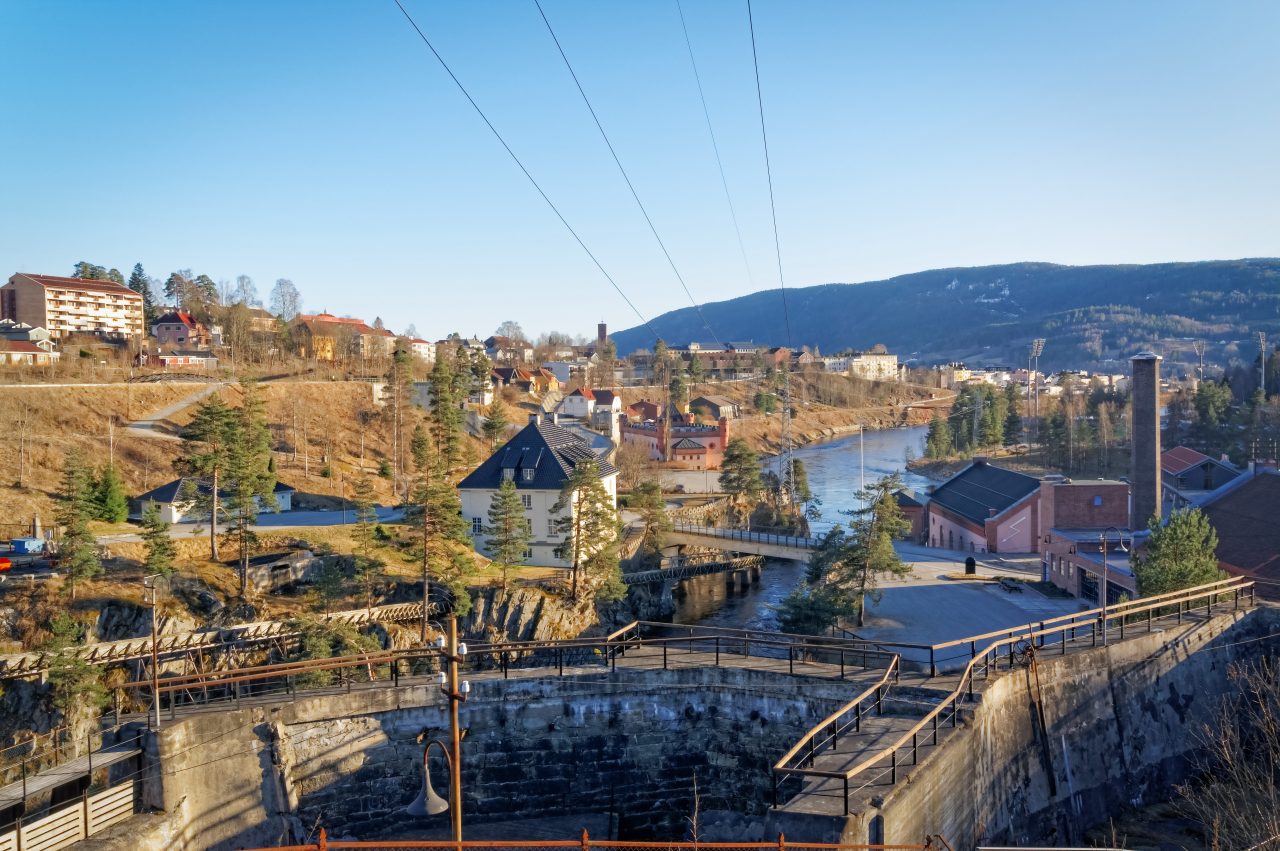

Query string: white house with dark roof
457 415 617 568
129 477 295 523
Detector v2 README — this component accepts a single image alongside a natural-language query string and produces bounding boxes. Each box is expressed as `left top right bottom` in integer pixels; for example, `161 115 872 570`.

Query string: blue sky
2 1 1277 342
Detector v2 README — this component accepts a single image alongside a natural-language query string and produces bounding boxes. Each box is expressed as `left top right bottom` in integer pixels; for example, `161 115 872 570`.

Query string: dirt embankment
0 379 455 523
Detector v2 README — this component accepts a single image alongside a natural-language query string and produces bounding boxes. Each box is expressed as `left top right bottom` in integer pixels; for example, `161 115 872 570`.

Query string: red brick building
619 415 729 471
926 459 1041 554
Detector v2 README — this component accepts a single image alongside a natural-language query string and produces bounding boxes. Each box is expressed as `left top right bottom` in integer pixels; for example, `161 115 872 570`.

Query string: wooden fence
0 780 135 851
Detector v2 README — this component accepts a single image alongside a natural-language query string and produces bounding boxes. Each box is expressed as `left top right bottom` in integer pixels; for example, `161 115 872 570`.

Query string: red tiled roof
1162 446 1213 476
154 311 198 328
11 273 140 299
569 388 596 400
0 340 46 354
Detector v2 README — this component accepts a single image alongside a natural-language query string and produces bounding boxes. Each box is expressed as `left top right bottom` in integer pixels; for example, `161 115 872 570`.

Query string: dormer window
502 468 515 481
522 468 535 482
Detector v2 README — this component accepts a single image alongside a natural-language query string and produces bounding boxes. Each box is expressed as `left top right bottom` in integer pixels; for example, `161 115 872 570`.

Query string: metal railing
670 522 819 550
624 555 764 585
112 622 894 719
244 828 946 851
772 578 1256 814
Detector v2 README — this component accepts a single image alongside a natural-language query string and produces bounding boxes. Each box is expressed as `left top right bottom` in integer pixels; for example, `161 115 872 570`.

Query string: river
672 425 931 629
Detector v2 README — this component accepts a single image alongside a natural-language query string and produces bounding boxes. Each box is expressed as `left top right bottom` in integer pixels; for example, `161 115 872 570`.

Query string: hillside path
123 382 225 441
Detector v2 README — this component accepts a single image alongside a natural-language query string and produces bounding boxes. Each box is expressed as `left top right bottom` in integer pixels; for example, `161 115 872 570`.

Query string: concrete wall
863 606 1280 848
144 666 856 848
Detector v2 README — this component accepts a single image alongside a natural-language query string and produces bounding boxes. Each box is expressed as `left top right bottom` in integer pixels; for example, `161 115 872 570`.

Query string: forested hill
609 259 1280 373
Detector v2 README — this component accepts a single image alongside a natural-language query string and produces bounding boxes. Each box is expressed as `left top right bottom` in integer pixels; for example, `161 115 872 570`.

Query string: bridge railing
669 522 820 550
773 577 1256 814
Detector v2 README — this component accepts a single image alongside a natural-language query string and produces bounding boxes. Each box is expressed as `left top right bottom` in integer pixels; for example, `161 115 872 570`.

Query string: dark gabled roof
929 460 1040 525
1200 471 1280 581
11 273 141 299
670 438 705 451
895 489 924 508
592 390 618 405
1161 446 1215 476
458 419 617 491
691 395 735 408
136 476 293 503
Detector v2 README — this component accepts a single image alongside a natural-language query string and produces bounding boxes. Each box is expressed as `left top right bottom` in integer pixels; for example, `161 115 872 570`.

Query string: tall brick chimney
1130 352 1162 529
597 322 607 347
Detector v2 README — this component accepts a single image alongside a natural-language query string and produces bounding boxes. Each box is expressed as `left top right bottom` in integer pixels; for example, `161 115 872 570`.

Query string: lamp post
411 614 469 842
1098 526 1130 646
143 573 168 730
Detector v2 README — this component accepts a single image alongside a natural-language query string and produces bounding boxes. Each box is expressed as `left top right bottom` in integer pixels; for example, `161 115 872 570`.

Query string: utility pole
436 615 469 843
144 573 166 730
1030 339 1046 443
1192 340 1206 385
972 395 983 448
1260 331 1268 400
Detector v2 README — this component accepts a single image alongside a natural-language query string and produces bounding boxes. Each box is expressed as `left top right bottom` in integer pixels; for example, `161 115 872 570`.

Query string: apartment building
2 273 144 340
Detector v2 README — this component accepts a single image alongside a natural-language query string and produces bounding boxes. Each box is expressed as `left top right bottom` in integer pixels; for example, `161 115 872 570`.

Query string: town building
492 367 559 396
292 313 396 361
152 311 214 349
0 340 59 366
557 388 597 419
926 458 1040 553
1161 446 1240 510
1039 477 1137 602
130 477 295 523
626 400 663 422
0 320 56 352
458 415 617 568
848 348 899 381
1199 468 1280 600
151 349 220 369
689 395 741 420
619 415 730 471
485 335 533 363
1 272 144 340
408 338 436 363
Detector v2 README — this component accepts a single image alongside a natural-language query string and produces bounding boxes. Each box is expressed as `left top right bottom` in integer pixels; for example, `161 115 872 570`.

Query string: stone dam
75 604 1280 851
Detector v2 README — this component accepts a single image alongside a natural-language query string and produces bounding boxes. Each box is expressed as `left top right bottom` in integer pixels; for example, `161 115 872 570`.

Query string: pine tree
405 462 473 619
484 479 530 590
1002 383 1023 445
410 423 431 472
428 353 462 472
179 394 236 561
56 449 101 599
719 439 764 526
482 400 510 446
633 479 671 566
1133 509 1223 596
801 473 911 629
552 458 622 601
350 474 381 613
224 379 276 595
141 502 176 577
127 263 157 325
95 464 129 523
925 413 953 459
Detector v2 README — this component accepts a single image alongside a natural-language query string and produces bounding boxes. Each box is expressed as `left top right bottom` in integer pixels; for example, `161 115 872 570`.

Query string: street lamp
1098 526 1130 646
143 573 169 729
407 615 470 841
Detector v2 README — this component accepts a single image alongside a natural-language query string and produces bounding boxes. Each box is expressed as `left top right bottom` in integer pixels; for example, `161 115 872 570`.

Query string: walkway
122 381 224 441
0 739 140 810
667 522 818 560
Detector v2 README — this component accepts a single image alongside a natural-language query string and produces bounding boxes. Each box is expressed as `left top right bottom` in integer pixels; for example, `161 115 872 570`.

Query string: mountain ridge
609 259 1280 373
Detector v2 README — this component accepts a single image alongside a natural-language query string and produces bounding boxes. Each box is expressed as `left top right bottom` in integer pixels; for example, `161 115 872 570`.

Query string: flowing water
672 425 931 629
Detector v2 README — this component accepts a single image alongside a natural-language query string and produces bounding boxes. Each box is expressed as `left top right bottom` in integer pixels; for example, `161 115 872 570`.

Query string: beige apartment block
1 273 144 340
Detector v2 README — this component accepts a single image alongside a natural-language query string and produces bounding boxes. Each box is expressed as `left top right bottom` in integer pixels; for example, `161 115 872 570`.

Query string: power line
745 0 796 500
532 0 723 348
390 0 659 342
746 0 792 349
674 0 757 295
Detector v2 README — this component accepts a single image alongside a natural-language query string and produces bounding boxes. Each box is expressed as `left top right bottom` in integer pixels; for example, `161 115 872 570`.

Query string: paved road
95 507 406 544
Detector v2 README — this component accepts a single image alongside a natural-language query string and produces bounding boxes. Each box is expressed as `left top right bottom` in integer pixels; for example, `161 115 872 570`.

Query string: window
1093 495 1103 506
502 468 514 481
471 517 482 536
523 468 535 482
523 548 533 560
521 494 532 510
547 519 557 536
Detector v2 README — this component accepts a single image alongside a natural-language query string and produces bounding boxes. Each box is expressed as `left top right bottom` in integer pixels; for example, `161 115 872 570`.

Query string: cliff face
460 578 676 644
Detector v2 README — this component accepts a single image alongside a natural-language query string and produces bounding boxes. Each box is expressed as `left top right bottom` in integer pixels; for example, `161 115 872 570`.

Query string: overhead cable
390 0 659 342
533 0 723 347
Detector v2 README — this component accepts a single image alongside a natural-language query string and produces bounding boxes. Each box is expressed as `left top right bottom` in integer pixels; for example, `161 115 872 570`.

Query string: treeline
925 384 1023 458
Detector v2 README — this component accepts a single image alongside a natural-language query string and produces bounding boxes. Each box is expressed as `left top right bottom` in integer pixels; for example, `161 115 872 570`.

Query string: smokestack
1130 352 1162 529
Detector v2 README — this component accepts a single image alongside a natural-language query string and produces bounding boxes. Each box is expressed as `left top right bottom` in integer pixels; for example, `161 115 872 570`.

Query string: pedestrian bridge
666 521 819 560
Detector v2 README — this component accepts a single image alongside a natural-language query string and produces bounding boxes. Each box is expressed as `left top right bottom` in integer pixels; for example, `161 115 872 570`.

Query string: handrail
774 655 900 771
928 576 1244 653
670 521 819 549
773 578 1256 812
